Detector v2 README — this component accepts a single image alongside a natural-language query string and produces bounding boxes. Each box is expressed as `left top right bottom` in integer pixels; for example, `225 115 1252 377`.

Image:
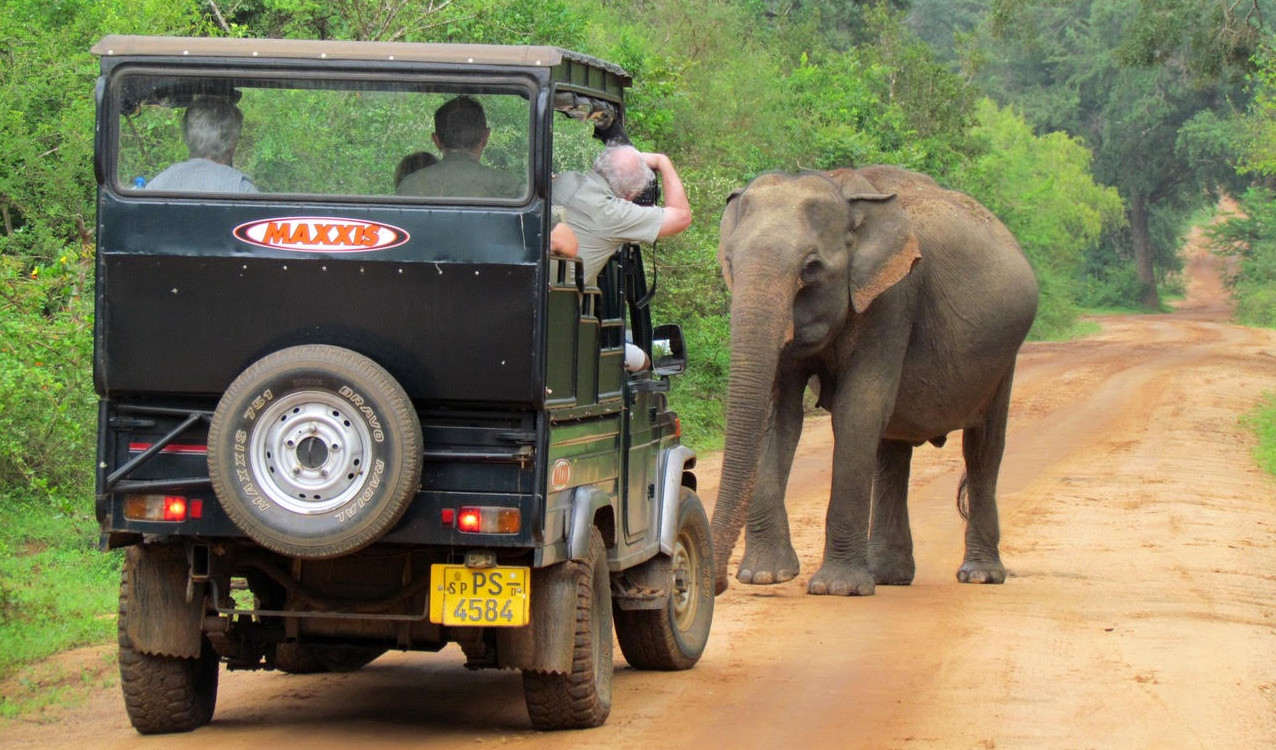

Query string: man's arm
642 152 692 238
550 222 579 257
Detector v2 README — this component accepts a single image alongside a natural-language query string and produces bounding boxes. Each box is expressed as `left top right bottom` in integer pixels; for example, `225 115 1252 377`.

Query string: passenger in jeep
393 150 437 191
552 144 692 285
145 97 257 193
395 96 522 199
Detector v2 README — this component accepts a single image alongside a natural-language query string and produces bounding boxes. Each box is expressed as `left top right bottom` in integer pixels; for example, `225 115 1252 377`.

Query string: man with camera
551 144 692 286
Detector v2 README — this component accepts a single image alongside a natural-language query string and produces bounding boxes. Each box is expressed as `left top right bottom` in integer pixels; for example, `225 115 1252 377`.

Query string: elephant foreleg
869 439 915 585
737 364 806 585
810 384 897 596
811 311 912 597
957 369 1014 584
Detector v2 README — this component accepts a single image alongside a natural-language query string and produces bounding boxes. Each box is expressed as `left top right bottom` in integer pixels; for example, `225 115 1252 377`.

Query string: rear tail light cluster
442 506 521 534
123 495 202 522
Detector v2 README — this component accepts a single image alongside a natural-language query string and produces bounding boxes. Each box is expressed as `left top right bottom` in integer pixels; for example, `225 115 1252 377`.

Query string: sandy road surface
5 225 1276 749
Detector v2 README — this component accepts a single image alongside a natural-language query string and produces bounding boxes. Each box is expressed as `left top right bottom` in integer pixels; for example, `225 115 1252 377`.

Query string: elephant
710 165 1038 596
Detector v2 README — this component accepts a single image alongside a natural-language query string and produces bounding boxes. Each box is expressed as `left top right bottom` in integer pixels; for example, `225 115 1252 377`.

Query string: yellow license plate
428 565 530 627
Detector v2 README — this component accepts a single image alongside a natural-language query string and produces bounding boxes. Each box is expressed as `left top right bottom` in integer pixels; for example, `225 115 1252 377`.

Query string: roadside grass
1068 318 1103 338
0 646 116 721
1242 391 1276 476
0 497 121 686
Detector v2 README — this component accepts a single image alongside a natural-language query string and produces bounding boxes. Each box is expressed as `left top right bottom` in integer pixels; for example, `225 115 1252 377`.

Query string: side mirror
651 324 686 378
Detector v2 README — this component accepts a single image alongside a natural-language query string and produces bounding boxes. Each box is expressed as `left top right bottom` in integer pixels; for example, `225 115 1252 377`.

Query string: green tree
959 99 1125 337
210 0 586 45
1209 39 1276 327
1239 44 1276 180
0 1 211 505
975 0 1264 309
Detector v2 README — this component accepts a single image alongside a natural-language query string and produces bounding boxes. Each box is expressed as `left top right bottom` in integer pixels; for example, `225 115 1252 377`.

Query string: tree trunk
1130 193 1161 310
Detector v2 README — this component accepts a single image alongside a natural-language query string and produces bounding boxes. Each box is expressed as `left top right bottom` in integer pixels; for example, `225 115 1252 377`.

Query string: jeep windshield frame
105 69 538 204
92 36 631 203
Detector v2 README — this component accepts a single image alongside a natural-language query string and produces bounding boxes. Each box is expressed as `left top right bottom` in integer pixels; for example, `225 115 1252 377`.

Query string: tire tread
523 529 612 729
118 563 218 734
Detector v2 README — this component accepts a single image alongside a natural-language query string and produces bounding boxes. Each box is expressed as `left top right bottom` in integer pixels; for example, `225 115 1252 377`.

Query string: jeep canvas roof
92 34 631 96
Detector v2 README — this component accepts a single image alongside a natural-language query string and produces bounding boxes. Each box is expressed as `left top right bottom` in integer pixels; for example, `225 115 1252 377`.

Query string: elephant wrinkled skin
710 166 1039 596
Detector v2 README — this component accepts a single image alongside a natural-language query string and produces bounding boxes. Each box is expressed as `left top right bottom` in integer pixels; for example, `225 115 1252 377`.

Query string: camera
634 176 661 207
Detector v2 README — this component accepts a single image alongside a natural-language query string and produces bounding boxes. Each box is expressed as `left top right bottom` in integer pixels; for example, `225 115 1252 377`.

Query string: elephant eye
800 255 824 284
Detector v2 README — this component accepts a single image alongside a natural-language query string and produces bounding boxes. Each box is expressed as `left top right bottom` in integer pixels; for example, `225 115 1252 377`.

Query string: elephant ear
843 192 921 314
717 186 748 291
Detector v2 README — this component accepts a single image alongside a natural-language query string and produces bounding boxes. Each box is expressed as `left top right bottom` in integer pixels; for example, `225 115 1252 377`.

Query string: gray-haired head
182 97 243 164
593 145 654 201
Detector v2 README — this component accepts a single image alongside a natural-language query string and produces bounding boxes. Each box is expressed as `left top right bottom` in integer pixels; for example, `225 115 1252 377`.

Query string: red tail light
456 506 521 534
124 494 200 522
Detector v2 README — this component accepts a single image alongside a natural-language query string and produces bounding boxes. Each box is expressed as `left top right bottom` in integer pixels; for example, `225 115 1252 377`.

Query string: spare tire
207 345 422 559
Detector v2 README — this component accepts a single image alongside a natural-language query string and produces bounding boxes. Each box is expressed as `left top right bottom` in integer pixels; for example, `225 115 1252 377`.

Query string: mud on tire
614 488 714 670
207 345 423 559
118 556 219 734
522 527 613 729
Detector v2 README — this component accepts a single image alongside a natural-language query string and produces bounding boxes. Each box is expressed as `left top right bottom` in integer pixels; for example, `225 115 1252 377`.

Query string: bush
1242 390 1276 476
666 314 730 453
0 256 96 511
1210 187 1276 327
1078 263 1146 310
956 100 1126 338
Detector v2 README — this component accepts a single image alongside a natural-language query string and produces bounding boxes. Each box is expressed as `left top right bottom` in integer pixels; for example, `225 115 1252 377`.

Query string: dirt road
5 225 1276 749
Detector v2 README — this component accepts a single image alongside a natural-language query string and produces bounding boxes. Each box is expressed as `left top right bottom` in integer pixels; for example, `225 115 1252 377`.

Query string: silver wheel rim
671 528 701 631
249 390 373 514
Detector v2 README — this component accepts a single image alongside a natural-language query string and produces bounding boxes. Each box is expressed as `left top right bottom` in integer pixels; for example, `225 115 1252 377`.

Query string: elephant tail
956 473 970 520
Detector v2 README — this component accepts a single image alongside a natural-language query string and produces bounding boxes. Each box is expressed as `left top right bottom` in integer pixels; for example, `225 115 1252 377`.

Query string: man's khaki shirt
553 170 664 284
396 152 522 199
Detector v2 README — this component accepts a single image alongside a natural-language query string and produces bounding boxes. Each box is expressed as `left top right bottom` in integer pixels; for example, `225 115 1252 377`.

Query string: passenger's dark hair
434 96 488 151
394 151 437 187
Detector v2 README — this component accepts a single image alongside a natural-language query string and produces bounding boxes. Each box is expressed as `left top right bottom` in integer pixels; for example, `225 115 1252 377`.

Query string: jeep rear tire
522 527 612 729
118 551 219 734
614 488 714 670
208 345 422 559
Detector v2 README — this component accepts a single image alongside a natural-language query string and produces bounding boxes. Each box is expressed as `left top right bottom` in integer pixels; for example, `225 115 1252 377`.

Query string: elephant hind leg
956 368 1015 584
869 439 915 585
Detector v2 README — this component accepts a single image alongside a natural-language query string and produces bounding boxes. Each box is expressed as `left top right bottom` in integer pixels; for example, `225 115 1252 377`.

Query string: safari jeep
91 35 712 734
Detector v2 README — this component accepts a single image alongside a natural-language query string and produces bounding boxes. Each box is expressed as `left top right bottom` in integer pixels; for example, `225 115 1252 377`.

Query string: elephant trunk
710 287 790 594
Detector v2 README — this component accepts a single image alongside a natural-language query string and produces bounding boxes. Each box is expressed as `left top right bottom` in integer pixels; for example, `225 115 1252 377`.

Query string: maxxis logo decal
233 216 410 253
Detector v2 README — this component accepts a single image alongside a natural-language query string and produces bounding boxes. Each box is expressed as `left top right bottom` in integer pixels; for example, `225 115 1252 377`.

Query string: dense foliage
969 0 1268 309
0 0 1271 679
1210 47 1276 327
961 99 1125 337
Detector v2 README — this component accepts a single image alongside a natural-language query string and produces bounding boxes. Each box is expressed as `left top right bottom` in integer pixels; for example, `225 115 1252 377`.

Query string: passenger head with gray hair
550 143 692 286
182 97 244 164
592 145 656 201
145 96 257 193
